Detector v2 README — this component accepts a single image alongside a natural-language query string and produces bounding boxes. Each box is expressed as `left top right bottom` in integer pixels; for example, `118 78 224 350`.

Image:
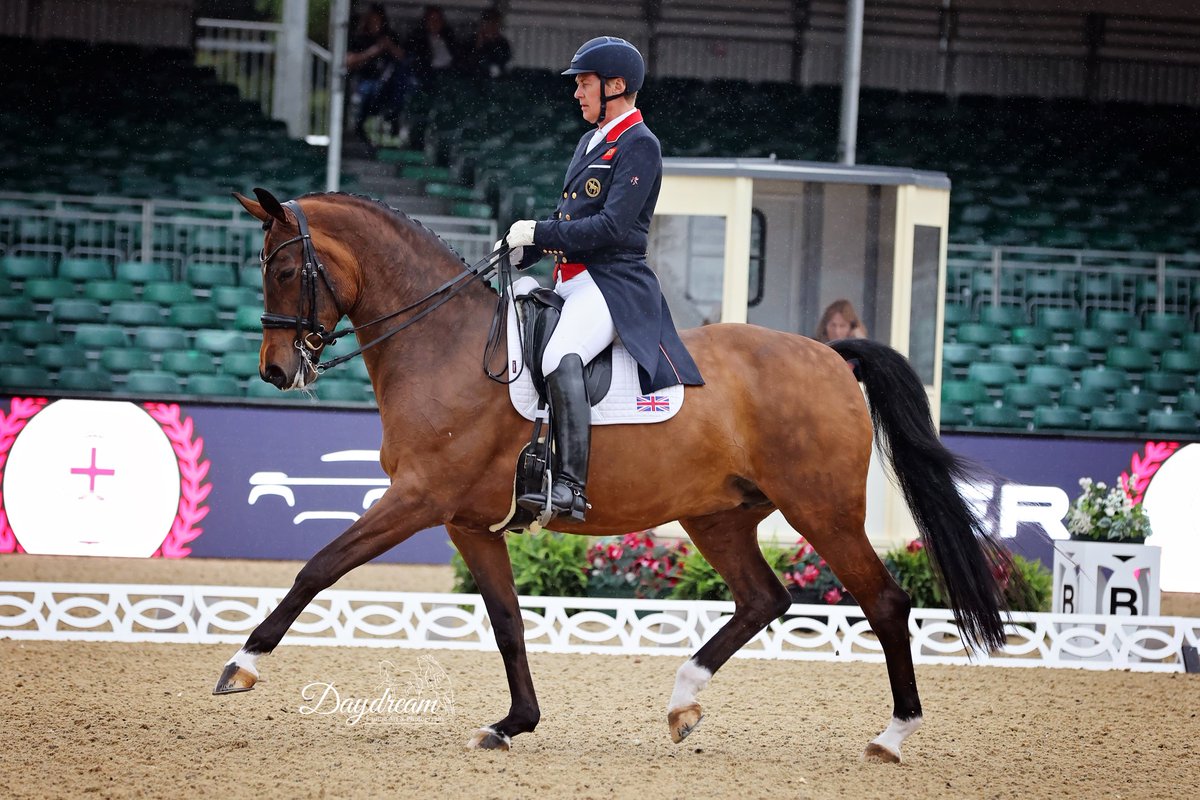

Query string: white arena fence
2 582 1197 673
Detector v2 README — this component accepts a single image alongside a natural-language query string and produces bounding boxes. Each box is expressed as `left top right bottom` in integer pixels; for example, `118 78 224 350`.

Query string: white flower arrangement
1065 475 1152 543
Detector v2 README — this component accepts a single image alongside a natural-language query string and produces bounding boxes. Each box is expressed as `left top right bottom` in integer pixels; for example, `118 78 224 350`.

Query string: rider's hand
494 238 525 267
505 220 536 248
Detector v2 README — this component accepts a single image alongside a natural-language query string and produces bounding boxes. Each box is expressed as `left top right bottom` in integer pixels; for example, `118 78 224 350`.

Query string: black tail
830 338 1009 652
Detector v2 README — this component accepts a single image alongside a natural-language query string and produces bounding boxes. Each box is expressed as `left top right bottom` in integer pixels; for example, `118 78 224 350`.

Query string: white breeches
541 270 616 376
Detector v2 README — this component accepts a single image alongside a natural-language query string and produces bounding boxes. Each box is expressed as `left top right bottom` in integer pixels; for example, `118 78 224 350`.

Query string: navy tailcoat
522 110 705 393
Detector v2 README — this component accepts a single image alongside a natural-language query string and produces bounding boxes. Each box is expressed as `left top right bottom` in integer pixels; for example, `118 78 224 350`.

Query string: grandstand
1 2 1197 437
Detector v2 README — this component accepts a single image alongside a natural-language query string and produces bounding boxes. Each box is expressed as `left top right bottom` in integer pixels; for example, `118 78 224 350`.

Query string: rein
259 199 516 374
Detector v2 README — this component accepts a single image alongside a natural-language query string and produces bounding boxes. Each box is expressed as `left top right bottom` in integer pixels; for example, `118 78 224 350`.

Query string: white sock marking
226 649 261 678
667 659 712 712
871 715 923 759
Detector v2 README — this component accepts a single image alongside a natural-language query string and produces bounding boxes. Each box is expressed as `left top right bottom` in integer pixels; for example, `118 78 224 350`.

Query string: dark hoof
212 662 257 695
466 726 511 751
863 742 901 763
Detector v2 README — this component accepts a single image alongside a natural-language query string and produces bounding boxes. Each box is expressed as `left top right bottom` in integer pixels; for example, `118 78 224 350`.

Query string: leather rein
258 200 516 375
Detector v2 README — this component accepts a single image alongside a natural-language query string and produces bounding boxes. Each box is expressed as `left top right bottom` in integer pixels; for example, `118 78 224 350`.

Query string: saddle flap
517 292 613 406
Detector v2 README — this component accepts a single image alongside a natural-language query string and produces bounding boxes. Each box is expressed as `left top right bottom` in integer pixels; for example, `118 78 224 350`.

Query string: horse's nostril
261 363 288 389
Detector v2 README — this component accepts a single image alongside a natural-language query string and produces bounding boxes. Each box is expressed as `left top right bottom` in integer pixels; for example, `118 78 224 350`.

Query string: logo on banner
0 398 210 558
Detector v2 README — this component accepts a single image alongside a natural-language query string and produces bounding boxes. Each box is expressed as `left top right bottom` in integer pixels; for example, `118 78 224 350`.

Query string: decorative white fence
2 582 1196 673
195 18 332 140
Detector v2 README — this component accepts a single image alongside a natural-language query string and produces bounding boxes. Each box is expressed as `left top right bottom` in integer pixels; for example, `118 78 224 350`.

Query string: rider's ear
233 191 272 223
252 187 290 225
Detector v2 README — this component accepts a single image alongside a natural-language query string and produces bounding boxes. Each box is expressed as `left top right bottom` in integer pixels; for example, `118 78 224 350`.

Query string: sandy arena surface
1 555 1197 800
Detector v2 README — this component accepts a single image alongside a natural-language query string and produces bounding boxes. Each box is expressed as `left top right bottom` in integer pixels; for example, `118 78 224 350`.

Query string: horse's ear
233 191 271 223
252 187 289 224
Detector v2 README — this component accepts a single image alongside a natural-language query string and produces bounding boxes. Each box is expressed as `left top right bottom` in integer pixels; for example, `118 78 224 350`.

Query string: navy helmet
561 36 645 96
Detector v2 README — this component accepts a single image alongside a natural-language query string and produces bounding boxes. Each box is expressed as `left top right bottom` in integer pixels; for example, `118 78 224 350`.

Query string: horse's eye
277 267 297 282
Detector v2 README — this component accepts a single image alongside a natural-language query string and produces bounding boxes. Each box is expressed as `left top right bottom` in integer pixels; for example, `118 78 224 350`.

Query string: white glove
494 239 524 267
505 219 536 248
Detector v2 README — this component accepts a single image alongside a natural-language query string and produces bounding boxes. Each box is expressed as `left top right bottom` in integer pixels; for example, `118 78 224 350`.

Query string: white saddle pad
505 276 684 425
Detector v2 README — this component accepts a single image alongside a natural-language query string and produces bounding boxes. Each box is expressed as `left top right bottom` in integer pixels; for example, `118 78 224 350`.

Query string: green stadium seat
1004 383 1052 409
187 262 238 288
343 357 371 383
101 349 154 373
1023 273 1074 308
56 368 114 392
0 364 52 388
245 379 284 398
1090 310 1137 336
1116 389 1157 412
0 343 25 364
108 301 164 326
1146 409 1196 434
1033 405 1086 430
1106 347 1154 372
1127 329 1172 352
58 258 113 282
990 344 1037 369
194 329 255 353
238 265 262 288
33 344 86 370
939 402 968 427
1036 306 1084 332
134 327 189 351
1074 328 1115 352
1091 408 1140 432
1046 345 1090 368
1176 393 1200 414
123 370 184 395
161 351 217 375
971 403 1023 428
1183 333 1200 353
1080 366 1130 392
25 278 76 302
0 256 54 281
954 323 1005 346
0 297 37 320
168 304 220 329
1144 372 1186 394
12 321 60 345
74 324 129 349
188 374 242 396
316 379 372 402
1143 313 1190 336
142 282 196 305
942 380 988 405
83 281 137 303
234 306 262 332
116 261 172 284
212 286 261 311
941 342 980 368
51 298 105 324
943 303 972 327
221 351 261 378
979 305 1026 328
1060 387 1107 409
1162 351 1200 374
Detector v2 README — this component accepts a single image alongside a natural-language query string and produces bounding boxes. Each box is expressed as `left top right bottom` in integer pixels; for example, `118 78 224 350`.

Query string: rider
504 36 705 523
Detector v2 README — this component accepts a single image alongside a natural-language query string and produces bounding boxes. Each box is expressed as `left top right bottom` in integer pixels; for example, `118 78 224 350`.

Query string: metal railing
195 18 332 139
0 192 496 274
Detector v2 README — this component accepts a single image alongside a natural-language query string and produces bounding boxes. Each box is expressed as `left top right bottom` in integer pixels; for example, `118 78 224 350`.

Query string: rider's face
574 74 625 125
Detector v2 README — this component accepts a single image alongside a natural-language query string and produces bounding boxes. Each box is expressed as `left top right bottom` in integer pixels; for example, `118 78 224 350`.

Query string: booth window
748 209 765 307
681 210 766 307
908 225 942 385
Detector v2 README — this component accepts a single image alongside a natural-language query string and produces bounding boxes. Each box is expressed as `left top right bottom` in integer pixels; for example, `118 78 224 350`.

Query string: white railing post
273 0 311 138
325 0 350 191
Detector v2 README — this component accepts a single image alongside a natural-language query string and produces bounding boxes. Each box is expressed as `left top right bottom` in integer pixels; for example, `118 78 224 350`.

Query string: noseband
256 199 514 373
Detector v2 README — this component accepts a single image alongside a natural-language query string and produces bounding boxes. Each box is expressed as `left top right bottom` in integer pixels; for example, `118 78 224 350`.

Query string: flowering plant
783 537 846 604
1066 475 1152 543
586 530 688 599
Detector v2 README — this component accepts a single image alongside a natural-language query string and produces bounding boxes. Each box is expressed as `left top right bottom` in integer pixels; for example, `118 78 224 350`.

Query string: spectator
405 5 458 86
461 7 512 79
815 299 868 343
346 3 409 149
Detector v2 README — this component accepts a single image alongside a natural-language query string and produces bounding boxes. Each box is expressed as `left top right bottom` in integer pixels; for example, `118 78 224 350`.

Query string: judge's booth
649 158 951 549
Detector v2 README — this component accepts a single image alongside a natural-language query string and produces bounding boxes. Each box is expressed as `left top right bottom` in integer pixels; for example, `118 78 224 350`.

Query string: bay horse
214 188 1011 763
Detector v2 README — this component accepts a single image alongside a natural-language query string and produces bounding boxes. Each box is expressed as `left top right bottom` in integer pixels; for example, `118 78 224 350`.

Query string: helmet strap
596 75 626 127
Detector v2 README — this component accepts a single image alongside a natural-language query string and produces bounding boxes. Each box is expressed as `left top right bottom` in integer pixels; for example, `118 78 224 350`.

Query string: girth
517 287 613 406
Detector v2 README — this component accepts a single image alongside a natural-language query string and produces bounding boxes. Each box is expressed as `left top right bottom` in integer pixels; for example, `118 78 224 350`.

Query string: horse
213 188 1011 763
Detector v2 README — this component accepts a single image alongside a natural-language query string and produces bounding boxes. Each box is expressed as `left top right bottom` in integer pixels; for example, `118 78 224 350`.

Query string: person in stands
461 7 512 79
346 3 409 149
814 299 868 343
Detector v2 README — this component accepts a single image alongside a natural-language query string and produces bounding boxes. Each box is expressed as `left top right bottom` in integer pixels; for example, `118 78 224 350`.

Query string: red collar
605 109 643 143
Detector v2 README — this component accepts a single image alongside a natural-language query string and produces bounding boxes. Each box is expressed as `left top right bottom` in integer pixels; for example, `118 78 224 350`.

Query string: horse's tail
828 338 1008 653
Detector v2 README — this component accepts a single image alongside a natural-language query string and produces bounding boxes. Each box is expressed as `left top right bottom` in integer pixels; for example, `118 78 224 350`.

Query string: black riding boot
517 354 591 522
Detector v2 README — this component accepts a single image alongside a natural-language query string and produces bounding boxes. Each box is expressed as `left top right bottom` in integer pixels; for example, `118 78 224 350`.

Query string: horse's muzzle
261 363 289 389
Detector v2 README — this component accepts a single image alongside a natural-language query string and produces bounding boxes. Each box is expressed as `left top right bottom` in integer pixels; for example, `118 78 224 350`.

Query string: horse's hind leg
775 496 922 764
669 508 789 744
447 525 540 751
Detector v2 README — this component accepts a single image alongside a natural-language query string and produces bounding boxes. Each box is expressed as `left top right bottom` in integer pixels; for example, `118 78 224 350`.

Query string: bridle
258 199 516 375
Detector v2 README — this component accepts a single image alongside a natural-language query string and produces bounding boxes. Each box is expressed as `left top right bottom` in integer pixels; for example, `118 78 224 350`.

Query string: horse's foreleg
447 525 540 751
212 487 438 694
669 509 788 744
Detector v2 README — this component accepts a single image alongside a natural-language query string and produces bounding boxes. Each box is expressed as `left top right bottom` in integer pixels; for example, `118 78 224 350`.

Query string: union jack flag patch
636 395 670 412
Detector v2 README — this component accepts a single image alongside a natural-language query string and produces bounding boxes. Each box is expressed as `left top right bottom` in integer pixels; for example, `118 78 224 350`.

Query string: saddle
517 287 613 407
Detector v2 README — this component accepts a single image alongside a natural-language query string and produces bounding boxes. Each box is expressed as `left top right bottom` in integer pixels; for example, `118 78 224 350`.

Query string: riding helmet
561 36 645 95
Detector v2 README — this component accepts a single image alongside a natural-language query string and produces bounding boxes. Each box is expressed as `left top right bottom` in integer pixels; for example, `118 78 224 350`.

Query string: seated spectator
346 3 410 149
461 7 512 79
405 5 458 87
814 299 868 343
